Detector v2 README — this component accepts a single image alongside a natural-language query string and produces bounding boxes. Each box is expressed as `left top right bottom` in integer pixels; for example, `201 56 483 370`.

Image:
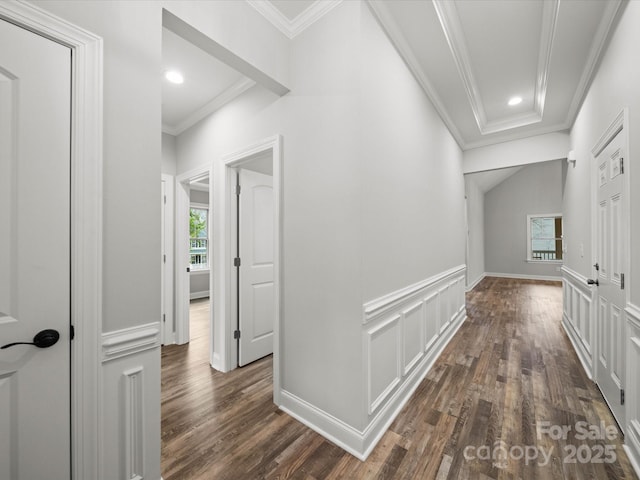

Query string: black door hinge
621 273 625 290
235 184 241 196
70 325 75 340
234 330 241 339
621 388 625 405
234 257 241 267
621 158 624 174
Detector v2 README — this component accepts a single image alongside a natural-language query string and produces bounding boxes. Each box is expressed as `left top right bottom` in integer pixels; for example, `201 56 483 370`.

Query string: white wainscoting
625 303 640 478
561 266 594 378
362 265 466 457
279 265 467 461
101 323 161 480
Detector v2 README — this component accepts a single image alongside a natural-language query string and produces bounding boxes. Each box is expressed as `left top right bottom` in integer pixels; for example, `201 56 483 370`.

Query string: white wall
465 177 485 289
162 132 177 175
28 1 290 478
463 131 570 174
564 3 640 470
565 1 640 302
484 160 564 279
175 0 466 449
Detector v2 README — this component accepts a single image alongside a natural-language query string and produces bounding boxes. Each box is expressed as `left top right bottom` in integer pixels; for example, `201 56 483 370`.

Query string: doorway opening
214 135 283 401
174 168 213 358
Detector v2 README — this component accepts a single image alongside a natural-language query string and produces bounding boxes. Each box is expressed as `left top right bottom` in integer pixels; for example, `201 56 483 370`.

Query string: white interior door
594 128 627 427
238 169 274 366
0 19 71 479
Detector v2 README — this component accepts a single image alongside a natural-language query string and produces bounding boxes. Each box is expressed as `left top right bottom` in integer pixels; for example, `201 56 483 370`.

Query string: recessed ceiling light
165 70 184 85
508 96 523 106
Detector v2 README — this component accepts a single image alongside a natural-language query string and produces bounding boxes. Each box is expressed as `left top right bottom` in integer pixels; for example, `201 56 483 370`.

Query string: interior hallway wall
484 160 564 279
28 1 291 478
465 177 485 289
565 1 640 306
176 1 466 437
162 132 177 175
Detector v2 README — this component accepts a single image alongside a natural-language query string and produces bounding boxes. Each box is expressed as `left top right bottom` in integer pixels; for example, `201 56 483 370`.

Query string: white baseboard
190 291 209 300
280 309 466 461
280 391 366 460
485 272 561 282
466 273 485 291
360 309 466 459
280 266 467 461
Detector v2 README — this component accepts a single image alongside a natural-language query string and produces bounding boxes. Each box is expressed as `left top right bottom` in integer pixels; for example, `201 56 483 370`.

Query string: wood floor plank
161 280 639 480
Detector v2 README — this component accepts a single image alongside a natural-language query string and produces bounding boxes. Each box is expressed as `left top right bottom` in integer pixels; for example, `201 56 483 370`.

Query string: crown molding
162 77 256 137
366 0 465 149
535 0 559 118
565 0 624 130
433 0 559 136
247 0 343 39
463 121 569 150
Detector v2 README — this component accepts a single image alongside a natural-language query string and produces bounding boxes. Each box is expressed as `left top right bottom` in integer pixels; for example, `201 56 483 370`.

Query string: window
190 205 209 270
527 214 562 262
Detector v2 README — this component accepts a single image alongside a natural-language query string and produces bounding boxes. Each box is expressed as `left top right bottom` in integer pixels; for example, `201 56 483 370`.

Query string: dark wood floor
161 279 639 479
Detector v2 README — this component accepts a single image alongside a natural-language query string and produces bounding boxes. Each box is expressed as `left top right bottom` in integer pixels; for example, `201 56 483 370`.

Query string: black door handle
1 329 60 349
587 278 599 287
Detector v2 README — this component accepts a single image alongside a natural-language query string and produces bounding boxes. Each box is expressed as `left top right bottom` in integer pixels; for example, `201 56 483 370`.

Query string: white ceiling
163 0 623 152
161 27 255 136
369 0 623 149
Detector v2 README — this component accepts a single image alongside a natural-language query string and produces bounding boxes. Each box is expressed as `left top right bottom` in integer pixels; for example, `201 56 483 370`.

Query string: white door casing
161 175 175 345
594 125 627 429
238 169 274 366
0 18 71 479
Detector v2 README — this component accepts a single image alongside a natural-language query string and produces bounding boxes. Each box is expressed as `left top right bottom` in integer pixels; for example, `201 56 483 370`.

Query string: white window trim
190 202 210 271
526 213 563 263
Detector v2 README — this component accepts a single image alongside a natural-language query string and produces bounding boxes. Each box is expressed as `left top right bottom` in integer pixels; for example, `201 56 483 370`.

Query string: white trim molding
216 135 283 407
560 266 595 379
102 323 161 363
0 2 104 478
281 266 467 460
625 303 640 479
162 77 255 136
485 272 561 282
123 367 145 480
247 0 343 39
466 273 485 292
432 0 557 135
366 0 623 150
363 264 465 324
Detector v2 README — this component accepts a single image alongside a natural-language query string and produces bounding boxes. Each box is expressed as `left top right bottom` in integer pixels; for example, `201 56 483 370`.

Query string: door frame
161 174 175 345
175 165 213 346
590 107 631 425
0 2 103 478
214 135 283 404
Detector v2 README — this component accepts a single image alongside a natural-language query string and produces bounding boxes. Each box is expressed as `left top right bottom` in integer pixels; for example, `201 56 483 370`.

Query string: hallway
161 279 637 479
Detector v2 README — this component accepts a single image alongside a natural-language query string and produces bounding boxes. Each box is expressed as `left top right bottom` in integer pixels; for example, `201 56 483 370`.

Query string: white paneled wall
280 265 467 461
561 267 594 377
362 265 466 456
625 304 640 473
101 323 161 480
